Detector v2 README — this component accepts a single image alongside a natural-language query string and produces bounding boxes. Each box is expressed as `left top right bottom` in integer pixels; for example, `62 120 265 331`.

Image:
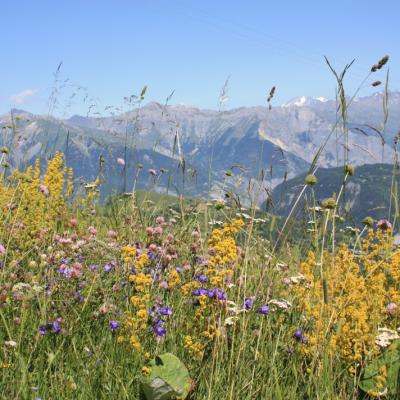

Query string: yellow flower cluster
180 281 200 296
122 252 154 351
130 294 150 308
129 335 141 351
293 229 400 368
129 273 152 292
206 218 243 286
121 245 136 263
167 269 181 289
177 220 244 360
135 253 149 271
184 335 204 360
194 294 208 319
0 152 73 254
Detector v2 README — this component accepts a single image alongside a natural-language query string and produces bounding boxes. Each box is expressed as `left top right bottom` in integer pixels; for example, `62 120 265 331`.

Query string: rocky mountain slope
271 163 400 223
1 91 399 202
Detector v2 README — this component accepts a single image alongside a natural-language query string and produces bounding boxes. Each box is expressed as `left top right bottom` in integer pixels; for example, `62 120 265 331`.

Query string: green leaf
359 342 400 397
140 353 191 400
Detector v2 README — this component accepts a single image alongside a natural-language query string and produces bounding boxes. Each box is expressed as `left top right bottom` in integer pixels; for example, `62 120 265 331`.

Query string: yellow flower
121 245 136 263
129 335 141 351
293 229 400 368
136 309 148 321
129 273 153 292
184 335 204 360
142 366 152 375
168 269 181 289
136 253 150 270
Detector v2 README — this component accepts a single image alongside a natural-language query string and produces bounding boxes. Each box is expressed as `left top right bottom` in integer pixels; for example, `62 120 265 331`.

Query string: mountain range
1 91 399 204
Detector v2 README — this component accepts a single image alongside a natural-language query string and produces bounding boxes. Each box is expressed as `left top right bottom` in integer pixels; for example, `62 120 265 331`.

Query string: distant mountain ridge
271 163 400 223
1 91 399 203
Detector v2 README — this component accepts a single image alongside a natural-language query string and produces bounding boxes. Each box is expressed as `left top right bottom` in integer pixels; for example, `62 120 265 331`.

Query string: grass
0 55 399 400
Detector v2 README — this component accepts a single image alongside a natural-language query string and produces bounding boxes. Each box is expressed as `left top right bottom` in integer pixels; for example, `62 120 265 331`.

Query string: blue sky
1 0 399 115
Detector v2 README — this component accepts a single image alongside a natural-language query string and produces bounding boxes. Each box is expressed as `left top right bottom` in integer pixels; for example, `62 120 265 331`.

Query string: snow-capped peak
281 96 329 108
281 96 308 107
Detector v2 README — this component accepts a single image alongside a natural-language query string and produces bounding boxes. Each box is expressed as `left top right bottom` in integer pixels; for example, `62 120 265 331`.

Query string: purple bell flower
109 320 120 332
293 328 303 340
196 274 208 283
193 288 209 296
257 305 270 315
157 307 173 316
244 297 253 310
52 321 61 334
39 324 48 336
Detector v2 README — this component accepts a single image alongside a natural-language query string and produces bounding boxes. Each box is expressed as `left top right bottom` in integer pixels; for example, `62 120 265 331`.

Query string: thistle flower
148 168 157 176
0 244 5 255
107 230 118 239
153 226 163 236
159 280 168 289
344 164 354 176
117 158 125 166
386 303 398 315
146 227 155 236
155 216 165 225
39 185 49 196
305 174 317 185
322 198 336 210
69 218 78 227
362 216 374 227
88 226 97 236
377 219 392 231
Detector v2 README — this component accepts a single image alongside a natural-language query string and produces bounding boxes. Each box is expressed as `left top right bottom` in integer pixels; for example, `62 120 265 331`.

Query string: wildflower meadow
1 129 400 399
1 7 400 396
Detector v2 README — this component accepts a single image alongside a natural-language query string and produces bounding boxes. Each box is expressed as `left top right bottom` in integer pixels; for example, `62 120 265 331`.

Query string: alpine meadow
1 1 400 399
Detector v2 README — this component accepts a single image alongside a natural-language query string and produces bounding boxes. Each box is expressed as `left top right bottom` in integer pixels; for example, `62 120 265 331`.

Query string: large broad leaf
359 341 400 397
140 353 191 400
